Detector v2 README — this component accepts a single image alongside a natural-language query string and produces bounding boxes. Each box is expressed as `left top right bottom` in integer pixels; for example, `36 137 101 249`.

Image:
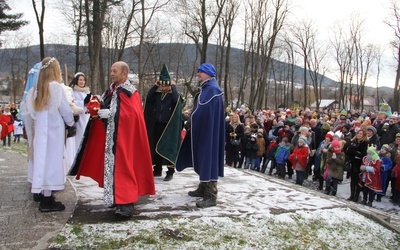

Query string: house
310 99 339 110
345 95 376 111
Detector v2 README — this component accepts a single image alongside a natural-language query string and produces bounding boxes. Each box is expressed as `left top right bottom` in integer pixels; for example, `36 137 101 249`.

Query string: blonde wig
34 57 62 111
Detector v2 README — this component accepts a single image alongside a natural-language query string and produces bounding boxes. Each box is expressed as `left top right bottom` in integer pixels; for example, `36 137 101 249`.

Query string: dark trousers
14 134 21 143
286 160 293 178
153 122 172 175
295 170 305 185
350 170 361 201
362 186 375 203
2 134 11 147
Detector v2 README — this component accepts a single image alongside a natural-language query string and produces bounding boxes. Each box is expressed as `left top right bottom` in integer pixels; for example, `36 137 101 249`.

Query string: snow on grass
51 167 400 249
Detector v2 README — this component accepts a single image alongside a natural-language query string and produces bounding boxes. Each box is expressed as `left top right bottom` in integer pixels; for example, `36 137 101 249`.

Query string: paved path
0 149 76 250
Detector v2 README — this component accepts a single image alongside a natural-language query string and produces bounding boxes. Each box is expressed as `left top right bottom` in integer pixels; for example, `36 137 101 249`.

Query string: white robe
21 81 74 193
72 89 90 154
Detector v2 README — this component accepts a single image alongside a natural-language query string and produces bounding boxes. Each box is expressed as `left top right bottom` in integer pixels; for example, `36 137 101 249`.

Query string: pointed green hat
159 64 171 85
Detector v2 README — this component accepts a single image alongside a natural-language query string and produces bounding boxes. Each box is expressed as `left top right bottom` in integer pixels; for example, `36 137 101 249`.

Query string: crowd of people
224 104 400 207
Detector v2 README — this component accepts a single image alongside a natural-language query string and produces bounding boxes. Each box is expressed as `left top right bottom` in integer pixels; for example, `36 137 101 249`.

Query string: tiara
40 57 56 70
74 72 85 78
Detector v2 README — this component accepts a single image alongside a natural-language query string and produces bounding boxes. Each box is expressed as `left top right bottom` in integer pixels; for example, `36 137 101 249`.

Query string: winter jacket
266 142 278 160
256 137 266 157
359 157 383 192
246 140 259 158
288 145 309 171
275 144 290 164
325 149 345 181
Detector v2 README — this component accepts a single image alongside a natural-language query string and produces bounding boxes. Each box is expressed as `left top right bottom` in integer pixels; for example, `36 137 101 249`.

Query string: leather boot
188 182 206 197
163 167 175 181
196 181 217 208
39 195 65 212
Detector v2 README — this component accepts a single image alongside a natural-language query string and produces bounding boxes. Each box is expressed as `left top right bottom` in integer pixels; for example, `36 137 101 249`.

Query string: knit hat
198 63 216 77
321 123 330 131
366 125 377 135
342 124 351 131
276 121 284 127
286 109 292 115
397 133 400 138
340 109 347 116
158 64 171 85
325 133 333 141
367 147 379 161
298 136 308 145
333 131 342 140
332 140 342 153
381 144 391 153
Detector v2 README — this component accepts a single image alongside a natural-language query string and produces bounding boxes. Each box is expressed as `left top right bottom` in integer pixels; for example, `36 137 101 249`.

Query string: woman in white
21 57 74 212
69 72 90 153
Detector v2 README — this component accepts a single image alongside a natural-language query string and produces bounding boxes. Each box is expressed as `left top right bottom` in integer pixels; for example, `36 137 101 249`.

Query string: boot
376 195 382 202
324 186 330 195
196 181 217 208
188 182 206 197
163 167 175 181
39 196 65 212
115 203 134 218
33 193 43 202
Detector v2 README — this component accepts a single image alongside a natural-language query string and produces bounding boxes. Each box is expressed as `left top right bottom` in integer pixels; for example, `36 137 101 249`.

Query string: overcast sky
6 0 396 88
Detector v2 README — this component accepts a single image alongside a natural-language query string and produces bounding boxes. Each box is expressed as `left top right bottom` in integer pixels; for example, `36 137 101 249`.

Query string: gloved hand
73 115 80 122
84 93 92 105
98 109 110 119
66 125 77 138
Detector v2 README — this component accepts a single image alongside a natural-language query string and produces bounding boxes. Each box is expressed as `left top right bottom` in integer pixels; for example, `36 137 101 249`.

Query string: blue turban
197 63 216 77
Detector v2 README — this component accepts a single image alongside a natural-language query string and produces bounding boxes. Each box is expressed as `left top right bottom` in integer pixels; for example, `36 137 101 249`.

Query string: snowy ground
50 167 400 249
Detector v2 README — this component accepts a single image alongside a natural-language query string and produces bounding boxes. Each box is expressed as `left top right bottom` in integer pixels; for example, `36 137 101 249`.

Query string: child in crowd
13 119 24 143
245 134 258 170
238 125 251 168
254 128 266 171
376 144 393 202
274 137 290 179
288 136 309 185
315 132 334 189
262 136 278 175
324 140 345 196
359 147 382 207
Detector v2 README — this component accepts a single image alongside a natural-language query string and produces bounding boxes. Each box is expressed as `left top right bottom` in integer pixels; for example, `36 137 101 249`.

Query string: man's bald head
111 61 129 85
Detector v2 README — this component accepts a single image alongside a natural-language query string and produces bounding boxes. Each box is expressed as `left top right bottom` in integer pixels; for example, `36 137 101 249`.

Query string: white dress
72 88 90 153
21 81 74 193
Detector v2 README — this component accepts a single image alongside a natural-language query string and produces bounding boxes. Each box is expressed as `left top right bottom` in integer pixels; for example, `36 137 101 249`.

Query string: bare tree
385 0 400 111
290 19 316 109
32 0 46 60
175 0 226 63
307 38 328 110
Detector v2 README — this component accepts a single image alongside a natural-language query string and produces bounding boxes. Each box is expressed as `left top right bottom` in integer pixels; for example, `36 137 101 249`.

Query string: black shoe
376 196 382 202
361 200 367 205
33 193 43 202
115 204 134 218
39 196 65 212
163 174 173 181
153 171 162 177
366 201 373 207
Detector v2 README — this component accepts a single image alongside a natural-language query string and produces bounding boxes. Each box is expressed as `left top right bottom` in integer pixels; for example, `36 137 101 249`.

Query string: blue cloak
176 78 225 181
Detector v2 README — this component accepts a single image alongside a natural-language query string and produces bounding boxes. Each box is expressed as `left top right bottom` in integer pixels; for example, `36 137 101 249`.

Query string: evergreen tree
0 0 27 45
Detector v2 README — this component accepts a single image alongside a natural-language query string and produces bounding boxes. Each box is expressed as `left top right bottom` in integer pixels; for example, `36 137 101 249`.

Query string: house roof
310 99 338 108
